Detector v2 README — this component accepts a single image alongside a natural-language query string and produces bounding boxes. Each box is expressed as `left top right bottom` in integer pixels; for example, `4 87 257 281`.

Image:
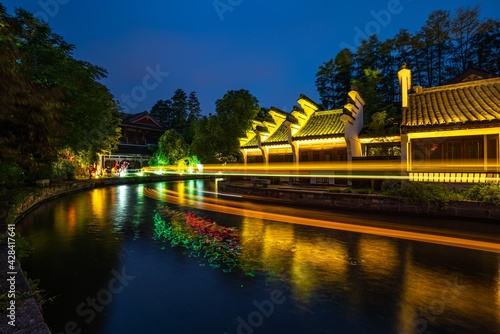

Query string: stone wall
218 183 500 221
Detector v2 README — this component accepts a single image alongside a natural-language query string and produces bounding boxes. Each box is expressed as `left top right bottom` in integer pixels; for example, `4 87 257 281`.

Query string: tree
214 89 260 137
170 88 188 133
450 5 481 74
191 89 260 163
419 10 452 86
473 18 500 74
190 116 224 164
0 5 63 178
149 129 189 166
315 59 335 109
0 6 121 180
150 99 172 128
184 91 202 144
150 89 202 143
355 35 381 78
352 68 385 125
315 49 354 109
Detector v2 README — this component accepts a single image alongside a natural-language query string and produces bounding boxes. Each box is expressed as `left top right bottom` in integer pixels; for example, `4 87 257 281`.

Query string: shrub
383 182 453 210
52 159 76 181
0 161 25 187
464 184 500 206
381 179 401 192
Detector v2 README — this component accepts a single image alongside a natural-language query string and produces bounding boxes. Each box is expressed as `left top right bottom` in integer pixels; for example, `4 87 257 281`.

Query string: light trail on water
144 187 500 253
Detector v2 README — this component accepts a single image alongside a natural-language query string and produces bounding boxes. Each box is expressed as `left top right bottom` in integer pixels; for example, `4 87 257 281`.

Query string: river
18 180 500 334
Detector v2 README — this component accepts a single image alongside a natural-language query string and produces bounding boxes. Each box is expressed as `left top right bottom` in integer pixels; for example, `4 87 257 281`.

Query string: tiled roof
241 135 259 148
402 77 500 129
446 67 498 84
120 111 164 131
293 110 344 139
299 94 322 109
262 123 289 145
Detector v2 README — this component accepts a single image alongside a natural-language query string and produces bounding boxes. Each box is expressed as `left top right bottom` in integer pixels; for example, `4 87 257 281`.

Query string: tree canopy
149 129 189 166
191 89 260 164
150 89 201 144
0 5 121 181
315 6 500 133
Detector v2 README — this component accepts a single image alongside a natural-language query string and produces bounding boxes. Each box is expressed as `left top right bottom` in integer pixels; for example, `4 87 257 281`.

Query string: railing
409 172 500 183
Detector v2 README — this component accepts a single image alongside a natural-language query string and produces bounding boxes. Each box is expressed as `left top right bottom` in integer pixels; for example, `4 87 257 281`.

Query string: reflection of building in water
358 235 400 279
239 217 266 272
397 249 499 333
238 216 500 327
91 188 106 220
261 223 295 274
290 238 348 303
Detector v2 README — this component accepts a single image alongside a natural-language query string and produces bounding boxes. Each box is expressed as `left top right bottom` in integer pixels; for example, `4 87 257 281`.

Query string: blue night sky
3 0 500 114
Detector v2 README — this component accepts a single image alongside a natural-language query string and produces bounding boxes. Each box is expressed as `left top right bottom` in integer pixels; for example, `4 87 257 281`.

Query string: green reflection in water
153 208 247 274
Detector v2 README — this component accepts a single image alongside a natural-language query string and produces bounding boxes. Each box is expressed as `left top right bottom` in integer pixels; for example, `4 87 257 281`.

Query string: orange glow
91 189 105 219
358 235 400 279
141 160 499 182
67 205 76 231
144 187 500 253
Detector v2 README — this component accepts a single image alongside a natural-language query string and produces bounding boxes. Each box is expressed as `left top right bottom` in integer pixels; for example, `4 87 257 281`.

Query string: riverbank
218 181 500 221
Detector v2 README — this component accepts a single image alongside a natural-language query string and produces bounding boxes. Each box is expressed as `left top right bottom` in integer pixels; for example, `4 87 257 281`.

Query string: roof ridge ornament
398 63 412 108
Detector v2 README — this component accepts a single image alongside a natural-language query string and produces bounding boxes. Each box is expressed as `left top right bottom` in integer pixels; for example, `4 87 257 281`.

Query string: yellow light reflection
67 205 76 232
291 239 348 303
398 262 498 334
53 201 80 240
239 216 266 270
261 223 295 275
358 235 399 279
91 188 105 220
143 187 500 253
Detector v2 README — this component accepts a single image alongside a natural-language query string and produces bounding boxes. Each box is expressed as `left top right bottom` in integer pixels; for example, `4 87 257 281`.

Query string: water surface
19 180 500 334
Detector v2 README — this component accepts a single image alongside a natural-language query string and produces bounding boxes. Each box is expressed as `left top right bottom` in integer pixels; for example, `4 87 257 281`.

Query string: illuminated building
99 111 164 172
401 67 500 183
240 66 500 184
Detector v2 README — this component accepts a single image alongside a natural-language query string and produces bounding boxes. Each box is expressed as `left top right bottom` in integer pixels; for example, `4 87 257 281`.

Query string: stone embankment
218 182 500 221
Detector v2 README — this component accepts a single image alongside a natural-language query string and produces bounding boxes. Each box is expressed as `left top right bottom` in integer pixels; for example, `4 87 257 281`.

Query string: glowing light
153 209 244 274
143 187 500 253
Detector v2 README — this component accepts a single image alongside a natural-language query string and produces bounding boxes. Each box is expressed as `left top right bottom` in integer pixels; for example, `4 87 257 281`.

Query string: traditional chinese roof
241 135 259 148
262 123 289 145
298 94 322 109
293 109 344 140
120 111 164 131
401 77 500 130
446 67 498 84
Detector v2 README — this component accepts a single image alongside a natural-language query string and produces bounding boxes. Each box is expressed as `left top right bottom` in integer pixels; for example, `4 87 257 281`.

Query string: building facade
99 111 164 172
240 67 500 184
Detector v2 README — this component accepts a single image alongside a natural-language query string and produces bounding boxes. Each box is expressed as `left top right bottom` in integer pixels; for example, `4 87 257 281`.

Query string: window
412 136 485 171
464 140 482 160
487 135 498 171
